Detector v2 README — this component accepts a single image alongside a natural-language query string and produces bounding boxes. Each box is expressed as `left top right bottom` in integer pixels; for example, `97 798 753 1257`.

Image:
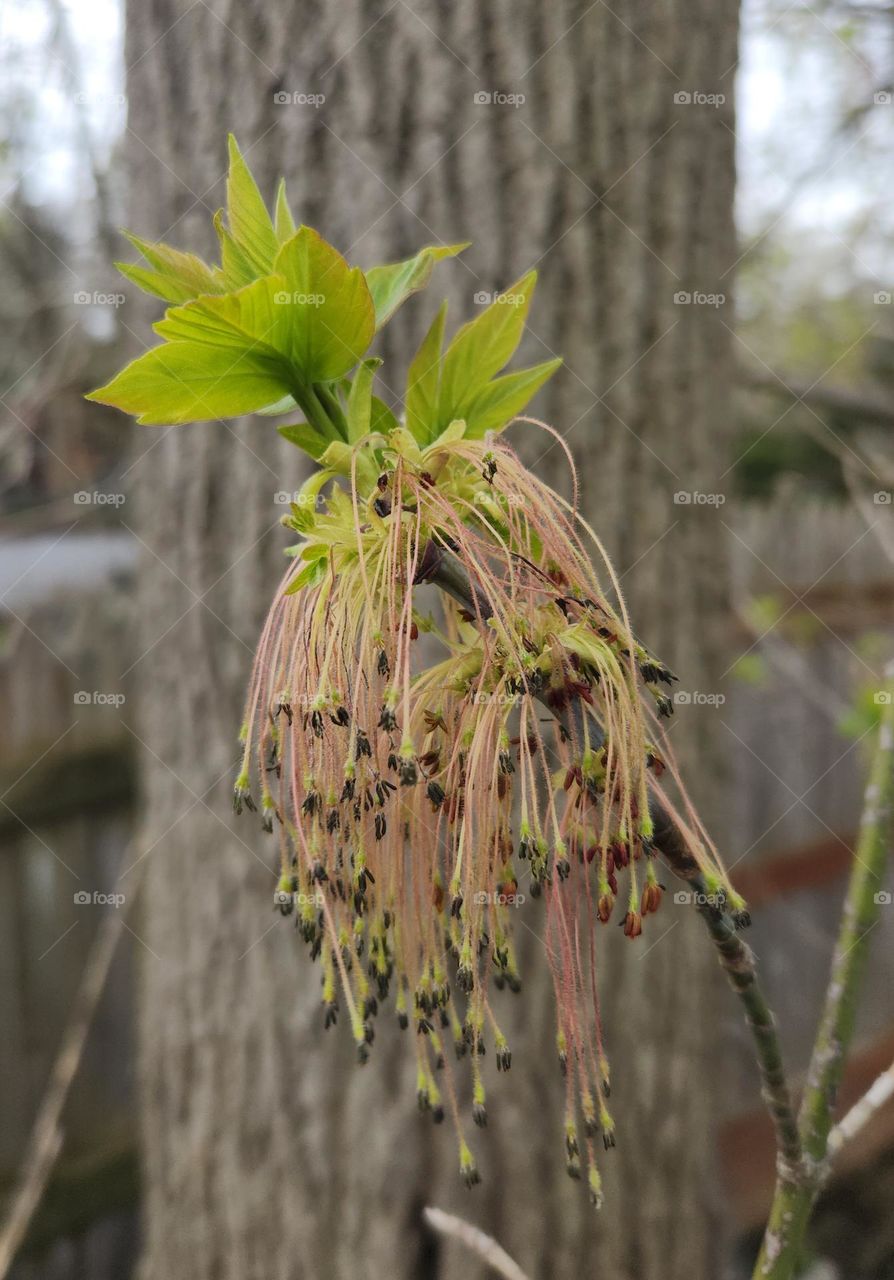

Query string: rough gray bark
125 3 739 1278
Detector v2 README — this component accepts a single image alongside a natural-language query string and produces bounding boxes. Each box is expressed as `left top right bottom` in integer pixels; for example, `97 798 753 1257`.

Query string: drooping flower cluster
85 135 744 1200
235 424 736 1201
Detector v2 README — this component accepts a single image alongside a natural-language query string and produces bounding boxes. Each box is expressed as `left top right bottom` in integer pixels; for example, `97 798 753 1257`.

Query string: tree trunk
125 3 738 1278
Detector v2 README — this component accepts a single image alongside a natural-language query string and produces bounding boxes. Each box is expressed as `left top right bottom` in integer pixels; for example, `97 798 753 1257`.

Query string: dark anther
398 757 418 786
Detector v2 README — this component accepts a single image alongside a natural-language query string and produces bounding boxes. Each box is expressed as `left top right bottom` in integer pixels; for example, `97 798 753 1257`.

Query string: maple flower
87 134 744 1197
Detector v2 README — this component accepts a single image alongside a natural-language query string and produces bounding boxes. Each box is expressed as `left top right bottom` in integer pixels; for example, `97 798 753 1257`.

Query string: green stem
292 382 346 441
315 383 349 438
423 540 802 1169
754 662 894 1279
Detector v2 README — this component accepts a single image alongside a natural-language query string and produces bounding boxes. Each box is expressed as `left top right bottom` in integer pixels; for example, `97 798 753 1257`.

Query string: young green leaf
86 341 288 425
154 274 287 353
404 301 446 446
277 422 332 458
214 210 263 289
346 358 382 442
370 396 400 437
225 134 278 276
463 357 562 438
116 233 225 304
285 553 328 594
319 439 379 490
273 177 296 244
155 232 375 388
365 243 469 330
437 271 537 424
274 227 376 381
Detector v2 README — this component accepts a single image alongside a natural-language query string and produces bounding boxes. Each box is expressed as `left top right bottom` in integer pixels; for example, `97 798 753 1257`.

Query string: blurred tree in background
123 3 738 1279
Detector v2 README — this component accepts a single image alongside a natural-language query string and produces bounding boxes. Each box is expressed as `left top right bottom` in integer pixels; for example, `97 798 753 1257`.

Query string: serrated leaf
226 134 278 276
438 271 537 424
154 274 288 353
277 422 331 458
117 233 225 304
274 177 296 243
156 236 375 388
274 228 376 381
214 210 260 289
365 243 468 329
405 301 446 446
86 341 288 425
347 358 381 442
463 357 562 438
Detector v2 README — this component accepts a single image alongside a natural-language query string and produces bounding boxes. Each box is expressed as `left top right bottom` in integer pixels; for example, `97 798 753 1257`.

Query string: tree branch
827 1059 894 1159
421 541 802 1172
754 661 894 1279
423 1207 531 1280
0 856 141 1278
